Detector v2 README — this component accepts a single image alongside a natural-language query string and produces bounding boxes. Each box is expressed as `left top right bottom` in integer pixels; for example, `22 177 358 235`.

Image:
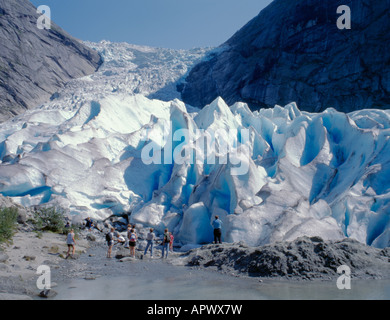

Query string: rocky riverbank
0 215 389 300
0 227 90 300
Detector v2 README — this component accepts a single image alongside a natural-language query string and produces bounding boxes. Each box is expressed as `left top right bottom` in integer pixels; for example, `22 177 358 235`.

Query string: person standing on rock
162 228 170 259
212 215 223 244
85 217 93 231
106 227 115 258
144 228 155 258
66 229 77 259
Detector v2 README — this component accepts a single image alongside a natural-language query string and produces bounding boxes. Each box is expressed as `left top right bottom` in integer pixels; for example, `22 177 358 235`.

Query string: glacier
0 41 389 249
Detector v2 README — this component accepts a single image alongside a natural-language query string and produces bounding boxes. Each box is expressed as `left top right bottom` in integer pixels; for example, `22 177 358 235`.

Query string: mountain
0 41 388 249
179 0 390 113
0 0 102 121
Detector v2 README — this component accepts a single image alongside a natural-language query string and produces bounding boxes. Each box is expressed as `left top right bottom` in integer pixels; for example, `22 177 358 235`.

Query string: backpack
164 232 170 243
130 233 136 242
106 232 112 243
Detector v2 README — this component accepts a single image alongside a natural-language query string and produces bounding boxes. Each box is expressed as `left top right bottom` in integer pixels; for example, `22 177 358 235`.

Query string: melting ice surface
0 41 389 249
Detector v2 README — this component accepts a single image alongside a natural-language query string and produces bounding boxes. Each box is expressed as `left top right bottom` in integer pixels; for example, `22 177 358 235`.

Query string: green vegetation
1 205 79 243
0 207 18 243
33 206 66 233
32 206 80 238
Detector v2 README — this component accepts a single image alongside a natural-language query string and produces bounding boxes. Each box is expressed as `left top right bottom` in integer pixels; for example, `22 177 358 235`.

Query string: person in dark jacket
212 215 223 244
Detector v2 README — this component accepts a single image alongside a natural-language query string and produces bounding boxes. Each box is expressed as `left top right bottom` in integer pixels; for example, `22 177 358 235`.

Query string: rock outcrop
180 0 390 113
182 237 390 280
0 0 102 121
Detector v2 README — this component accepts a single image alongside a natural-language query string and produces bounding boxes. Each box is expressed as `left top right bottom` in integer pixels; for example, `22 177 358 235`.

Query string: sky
30 0 273 49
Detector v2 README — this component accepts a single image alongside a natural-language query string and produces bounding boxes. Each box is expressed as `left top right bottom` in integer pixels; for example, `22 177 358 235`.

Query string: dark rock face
180 0 390 113
0 0 102 121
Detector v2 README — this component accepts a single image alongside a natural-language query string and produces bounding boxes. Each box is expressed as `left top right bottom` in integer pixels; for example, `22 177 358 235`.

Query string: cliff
0 0 102 121
180 0 390 112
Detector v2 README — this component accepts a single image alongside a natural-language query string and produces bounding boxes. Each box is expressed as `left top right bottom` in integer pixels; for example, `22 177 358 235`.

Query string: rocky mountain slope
0 0 102 121
180 0 390 113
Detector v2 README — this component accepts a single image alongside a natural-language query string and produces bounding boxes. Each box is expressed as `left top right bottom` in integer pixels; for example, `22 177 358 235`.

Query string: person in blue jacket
212 215 223 244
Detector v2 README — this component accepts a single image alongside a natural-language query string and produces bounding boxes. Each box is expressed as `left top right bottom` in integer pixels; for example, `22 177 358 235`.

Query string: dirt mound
181 237 390 280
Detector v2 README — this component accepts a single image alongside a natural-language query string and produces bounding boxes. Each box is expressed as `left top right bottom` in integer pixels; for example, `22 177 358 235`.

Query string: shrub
0 207 18 243
33 206 66 234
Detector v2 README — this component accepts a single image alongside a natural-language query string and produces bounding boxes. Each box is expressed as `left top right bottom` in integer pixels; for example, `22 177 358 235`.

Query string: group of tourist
65 215 223 260
105 225 174 259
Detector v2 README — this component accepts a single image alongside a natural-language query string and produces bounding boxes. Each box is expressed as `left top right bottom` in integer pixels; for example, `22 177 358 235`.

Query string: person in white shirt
66 229 76 259
115 232 126 245
128 228 137 258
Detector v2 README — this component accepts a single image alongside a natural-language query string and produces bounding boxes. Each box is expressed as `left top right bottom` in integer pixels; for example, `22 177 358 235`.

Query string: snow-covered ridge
0 41 389 249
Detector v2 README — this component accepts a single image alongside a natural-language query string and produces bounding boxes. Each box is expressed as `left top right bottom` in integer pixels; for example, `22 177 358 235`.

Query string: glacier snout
0 94 389 248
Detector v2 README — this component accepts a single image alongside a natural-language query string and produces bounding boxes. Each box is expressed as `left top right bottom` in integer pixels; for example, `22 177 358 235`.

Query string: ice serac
4 88 390 248
0 40 389 249
123 99 390 249
180 0 390 113
0 0 102 121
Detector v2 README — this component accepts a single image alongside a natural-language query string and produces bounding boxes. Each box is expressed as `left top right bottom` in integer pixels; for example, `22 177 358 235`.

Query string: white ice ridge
0 41 389 248
1 93 389 248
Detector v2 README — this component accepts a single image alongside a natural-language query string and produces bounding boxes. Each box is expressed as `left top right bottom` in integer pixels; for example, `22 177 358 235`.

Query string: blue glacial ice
0 91 388 248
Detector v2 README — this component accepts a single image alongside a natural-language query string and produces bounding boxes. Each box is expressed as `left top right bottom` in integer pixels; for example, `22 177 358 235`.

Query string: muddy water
54 275 390 300
52 245 390 300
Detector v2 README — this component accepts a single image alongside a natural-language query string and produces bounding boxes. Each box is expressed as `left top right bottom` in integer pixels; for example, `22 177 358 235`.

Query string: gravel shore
0 226 90 300
1 221 389 301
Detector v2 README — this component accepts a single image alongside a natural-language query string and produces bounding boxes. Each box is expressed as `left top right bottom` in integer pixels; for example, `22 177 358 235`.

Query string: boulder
86 234 96 242
0 253 8 263
38 289 57 299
